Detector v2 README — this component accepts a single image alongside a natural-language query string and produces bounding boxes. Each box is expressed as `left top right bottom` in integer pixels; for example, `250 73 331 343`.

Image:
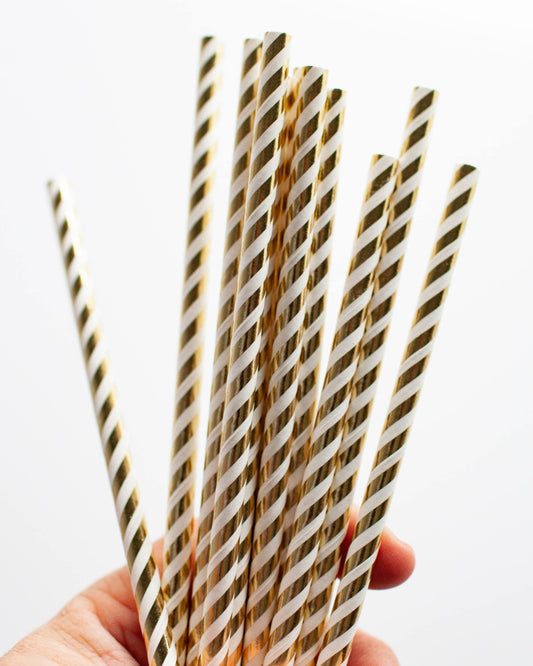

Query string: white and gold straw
243 65 328 666
163 36 222 662
198 31 291 666
187 38 262 666
265 154 398 666
295 86 439 663
226 67 304 666
317 164 478 666
46 27 480 666
253 66 304 480
48 182 177 666
283 88 346 553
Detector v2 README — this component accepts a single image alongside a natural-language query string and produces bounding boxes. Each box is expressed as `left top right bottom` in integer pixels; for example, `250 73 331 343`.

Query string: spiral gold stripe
224 68 304 666
294 87 439 665
266 155 398 666
163 36 222 663
242 66 328 666
187 38 263 666
198 32 291 666
283 88 346 561
374 88 438 319
48 181 177 666
317 164 478 666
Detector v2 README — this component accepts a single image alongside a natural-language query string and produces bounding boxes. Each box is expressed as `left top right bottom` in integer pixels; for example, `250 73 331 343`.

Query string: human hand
1 514 414 666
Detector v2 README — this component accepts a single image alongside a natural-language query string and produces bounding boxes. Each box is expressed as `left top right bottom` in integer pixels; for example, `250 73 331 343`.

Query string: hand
1 514 415 666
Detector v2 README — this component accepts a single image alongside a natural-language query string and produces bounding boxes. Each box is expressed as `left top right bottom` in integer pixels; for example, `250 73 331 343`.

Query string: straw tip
301 65 328 78
263 31 292 47
46 177 69 195
200 35 224 57
244 37 262 49
413 85 439 98
326 88 347 111
46 179 61 198
453 163 479 179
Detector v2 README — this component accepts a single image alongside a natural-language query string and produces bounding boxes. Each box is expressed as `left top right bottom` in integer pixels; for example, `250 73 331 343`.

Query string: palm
2 526 414 666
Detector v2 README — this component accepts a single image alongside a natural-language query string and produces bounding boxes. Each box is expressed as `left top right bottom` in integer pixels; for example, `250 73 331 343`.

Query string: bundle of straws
48 31 478 666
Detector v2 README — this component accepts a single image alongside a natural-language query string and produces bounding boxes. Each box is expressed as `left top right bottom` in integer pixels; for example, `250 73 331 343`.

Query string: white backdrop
1 0 532 663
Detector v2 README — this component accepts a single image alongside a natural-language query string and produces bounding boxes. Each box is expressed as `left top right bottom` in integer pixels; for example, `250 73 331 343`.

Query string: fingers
159 509 413 592
340 505 416 589
78 517 407 666
347 630 400 666
370 527 415 590
152 537 165 573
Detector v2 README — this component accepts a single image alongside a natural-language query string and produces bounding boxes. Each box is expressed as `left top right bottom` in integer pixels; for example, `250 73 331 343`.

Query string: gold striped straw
294 86 439 664
253 66 304 472
226 68 303 666
198 31 291 666
47 181 177 666
187 39 262 666
265 155 398 666
269 66 305 307
249 67 304 463
283 88 346 556
317 164 479 666
243 66 329 666
163 36 222 662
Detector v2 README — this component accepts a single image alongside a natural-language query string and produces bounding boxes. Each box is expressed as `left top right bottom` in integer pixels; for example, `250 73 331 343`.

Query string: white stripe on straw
317 164 479 666
243 65 328 666
265 155 398 666
48 181 177 666
295 86 439 664
198 32 291 666
163 36 222 663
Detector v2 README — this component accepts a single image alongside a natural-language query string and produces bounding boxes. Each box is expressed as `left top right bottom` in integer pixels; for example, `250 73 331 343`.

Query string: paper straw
48 182 177 666
251 68 303 439
198 31 291 666
163 36 222 661
282 88 346 556
271 66 305 278
243 66 328 666
225 68 304 666
317 164 478 666
295 86 439 663
265 155 398 666
187 39 262 666
259 67 304 414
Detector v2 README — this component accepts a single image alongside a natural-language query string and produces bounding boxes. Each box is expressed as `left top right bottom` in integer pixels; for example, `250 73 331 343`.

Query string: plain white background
1 0 532 663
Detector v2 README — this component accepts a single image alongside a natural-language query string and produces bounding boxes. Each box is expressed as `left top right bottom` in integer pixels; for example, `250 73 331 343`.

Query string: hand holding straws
49 32 478 666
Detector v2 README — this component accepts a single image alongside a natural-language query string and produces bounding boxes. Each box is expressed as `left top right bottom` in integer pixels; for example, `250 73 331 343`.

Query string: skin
1 512 415 666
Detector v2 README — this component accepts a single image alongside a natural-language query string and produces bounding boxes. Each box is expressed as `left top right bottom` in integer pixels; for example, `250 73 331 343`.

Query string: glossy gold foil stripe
164 35 223 664
266 155 398 666
187 39 262 666
228 70 303 666
317 164 478 666
243 65 328 666
293 87 439 666
189 38 263 666
198 31 291 666
283 88 346 560
48 182 177 666
376 88 438 295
